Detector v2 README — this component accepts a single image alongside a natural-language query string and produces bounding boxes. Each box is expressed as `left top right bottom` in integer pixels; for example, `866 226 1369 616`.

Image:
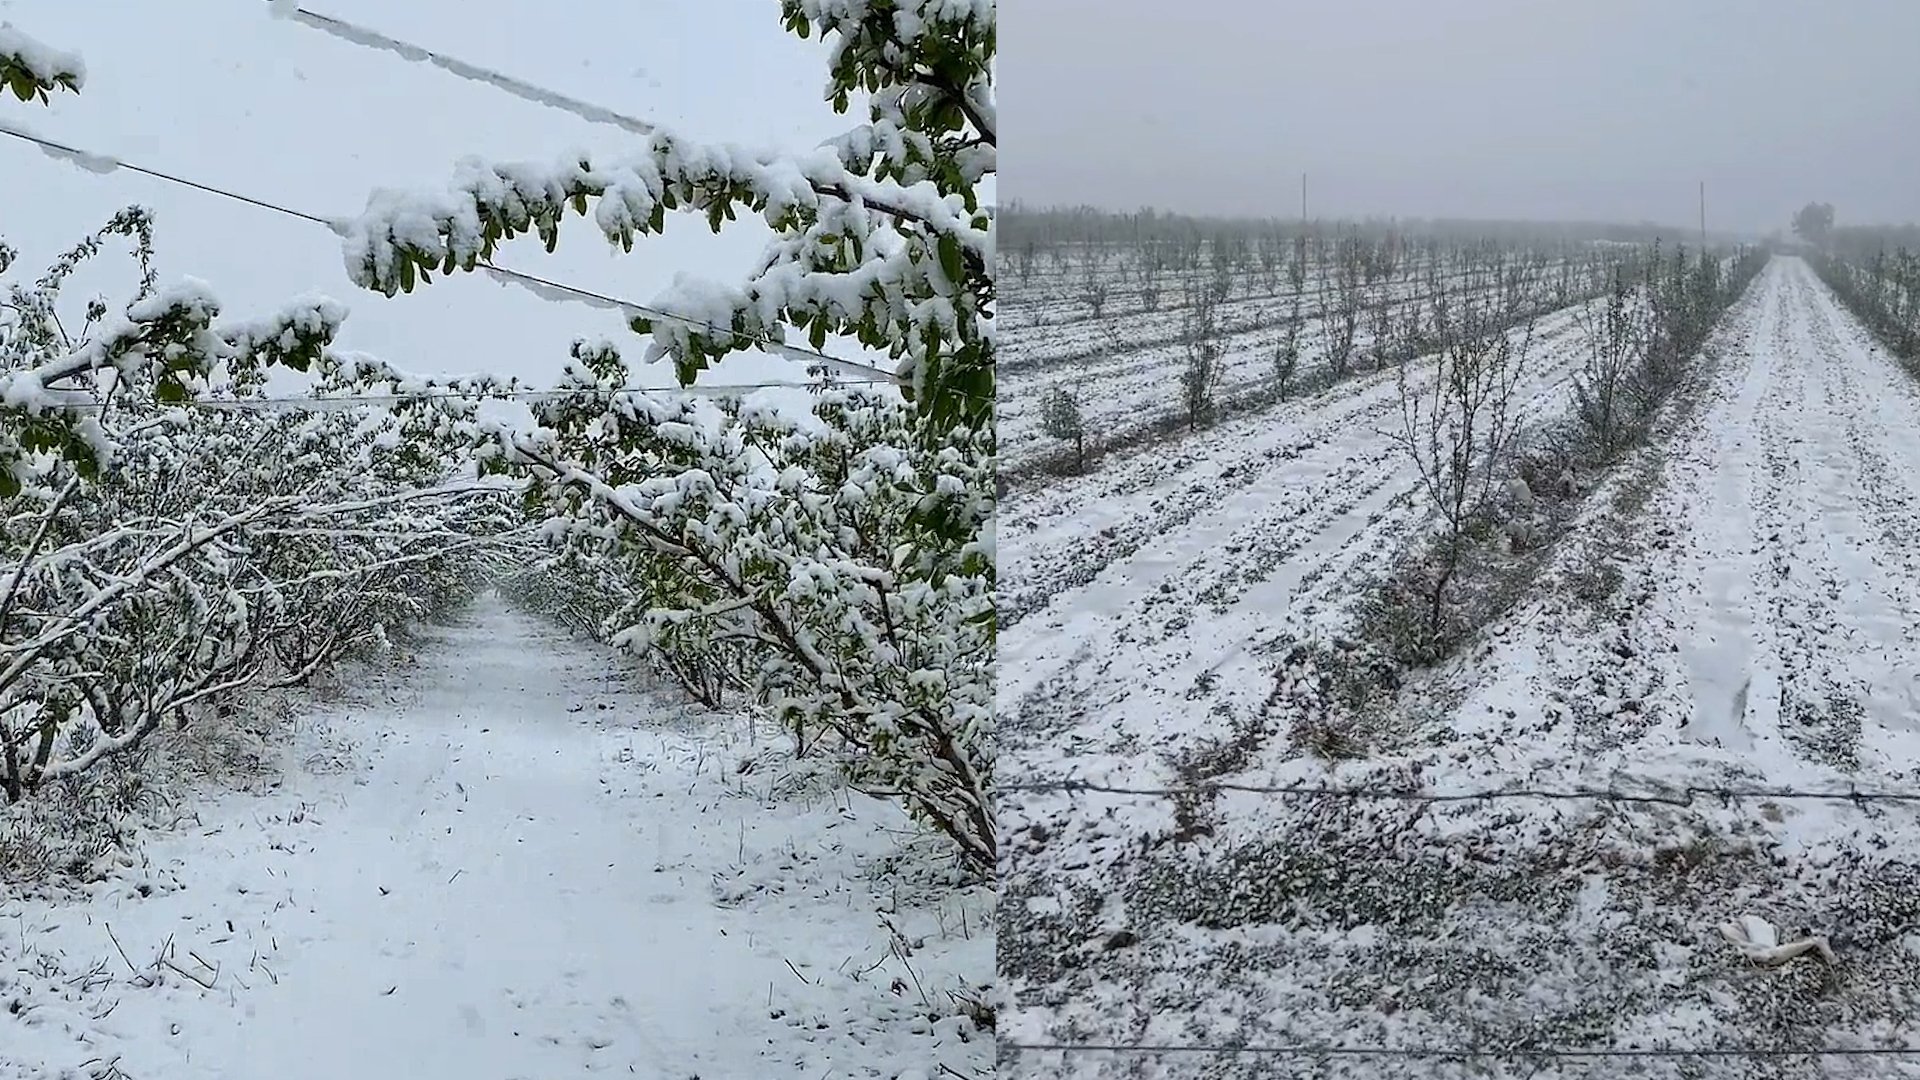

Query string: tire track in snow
1744 266 1863 766
1785 263 1920 744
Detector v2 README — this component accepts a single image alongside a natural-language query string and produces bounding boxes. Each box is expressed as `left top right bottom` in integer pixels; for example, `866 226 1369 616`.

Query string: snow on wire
1000 776 1920 807
0 122 1000 401
45 382 895 414
263 2 655 136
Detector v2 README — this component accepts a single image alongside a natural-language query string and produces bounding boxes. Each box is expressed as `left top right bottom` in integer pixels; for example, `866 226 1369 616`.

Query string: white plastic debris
1718 914 1836 966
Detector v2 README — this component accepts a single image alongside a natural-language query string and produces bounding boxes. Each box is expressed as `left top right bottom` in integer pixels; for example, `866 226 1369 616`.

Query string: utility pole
1301 172 1308 222
1699 181 1706 248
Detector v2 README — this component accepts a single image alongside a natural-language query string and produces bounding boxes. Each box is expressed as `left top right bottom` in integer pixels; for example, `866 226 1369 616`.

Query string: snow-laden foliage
0 23 84 102
336 2 998 876
0 243 510 797
0 213 346 499
1 30 508 800
338 0 994 445
491 341 993 876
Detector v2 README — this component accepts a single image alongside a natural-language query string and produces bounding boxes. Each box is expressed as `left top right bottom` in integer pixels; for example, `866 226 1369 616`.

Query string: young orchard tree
1180 278 1222 431
1080 252 1109 319
1139 266 1161 312
1320 234 1364 379
1571 264 1651 459
1038 385 1089 472
1209 251 1235 312
334 2 996 877
1258 231 1283 293
1273 297 1303 400
481 346 994 875
1394 294 1535 648
1366 289 1396 371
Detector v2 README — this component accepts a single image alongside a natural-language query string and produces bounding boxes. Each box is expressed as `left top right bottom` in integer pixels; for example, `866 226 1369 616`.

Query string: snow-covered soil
999 293 1600 775
1452 255 1920 784
999 258 1920 1079
998 256 1579 470
1 599 990 1080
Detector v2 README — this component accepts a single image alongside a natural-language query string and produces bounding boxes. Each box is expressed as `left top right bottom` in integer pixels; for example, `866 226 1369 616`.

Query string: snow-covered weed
0 757 154 895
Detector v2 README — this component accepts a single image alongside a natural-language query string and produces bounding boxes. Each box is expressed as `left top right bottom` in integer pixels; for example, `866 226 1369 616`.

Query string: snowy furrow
1431 256 1920 787
998 268 1576 466
998 295 1600 773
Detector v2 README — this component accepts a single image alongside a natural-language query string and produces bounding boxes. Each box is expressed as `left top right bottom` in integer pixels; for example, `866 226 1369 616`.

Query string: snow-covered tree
332 2 998 876
1 29 504 797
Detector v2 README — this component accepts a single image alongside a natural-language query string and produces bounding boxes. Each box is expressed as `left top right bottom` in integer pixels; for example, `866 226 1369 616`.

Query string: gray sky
1004 0 1920 233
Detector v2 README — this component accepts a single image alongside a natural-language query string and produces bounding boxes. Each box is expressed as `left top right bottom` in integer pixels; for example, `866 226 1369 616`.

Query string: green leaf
937 235 964 285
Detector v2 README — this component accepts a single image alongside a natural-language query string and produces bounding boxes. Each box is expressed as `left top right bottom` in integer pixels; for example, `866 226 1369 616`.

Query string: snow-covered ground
1446 256 1920 784
1 598 990 1080
998 257 1573 469
999 258 1920 1078
999 294 1599 772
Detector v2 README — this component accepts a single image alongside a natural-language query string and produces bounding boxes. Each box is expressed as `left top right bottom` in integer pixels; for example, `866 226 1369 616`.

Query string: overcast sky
1003 0 1920 234
0 0 895 402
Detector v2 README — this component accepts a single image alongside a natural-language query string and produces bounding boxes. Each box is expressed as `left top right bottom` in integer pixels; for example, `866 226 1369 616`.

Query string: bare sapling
1139 265 1161 311
1632 243 1690 414
1210 252 1235 313
1395 292 1536 642
1259 232 1284 293
1367 287 1396 371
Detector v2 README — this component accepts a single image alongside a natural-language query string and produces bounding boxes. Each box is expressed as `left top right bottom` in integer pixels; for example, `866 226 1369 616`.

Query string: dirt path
2 598 989 1080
